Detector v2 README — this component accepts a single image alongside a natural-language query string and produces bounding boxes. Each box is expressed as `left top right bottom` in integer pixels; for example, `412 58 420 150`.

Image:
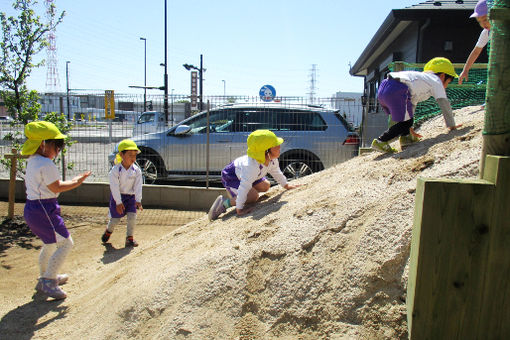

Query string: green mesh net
388 62 487 126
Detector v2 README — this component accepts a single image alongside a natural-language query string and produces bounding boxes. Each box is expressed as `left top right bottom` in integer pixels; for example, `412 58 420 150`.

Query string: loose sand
0 105 485 339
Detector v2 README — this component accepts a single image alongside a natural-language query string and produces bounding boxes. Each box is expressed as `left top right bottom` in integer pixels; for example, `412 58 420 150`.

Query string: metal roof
349 0 478 77
403 0 478 10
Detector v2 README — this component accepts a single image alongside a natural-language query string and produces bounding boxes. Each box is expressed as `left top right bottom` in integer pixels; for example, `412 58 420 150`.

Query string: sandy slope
0 106 485 339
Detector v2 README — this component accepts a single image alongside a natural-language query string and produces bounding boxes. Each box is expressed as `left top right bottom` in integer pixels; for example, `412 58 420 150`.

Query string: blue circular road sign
259 85 276 102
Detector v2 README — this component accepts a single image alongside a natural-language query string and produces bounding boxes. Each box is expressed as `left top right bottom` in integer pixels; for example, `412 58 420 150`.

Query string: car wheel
280 157 315 180
136 156 159 184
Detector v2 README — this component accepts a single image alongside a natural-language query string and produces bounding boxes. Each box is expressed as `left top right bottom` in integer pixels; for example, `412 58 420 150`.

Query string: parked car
0 116 13 122
110 103 359 184
132 111 169 135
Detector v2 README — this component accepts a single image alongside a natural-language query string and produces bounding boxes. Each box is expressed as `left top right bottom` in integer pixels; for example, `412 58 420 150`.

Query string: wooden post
408 156 510 339
4 148 28 219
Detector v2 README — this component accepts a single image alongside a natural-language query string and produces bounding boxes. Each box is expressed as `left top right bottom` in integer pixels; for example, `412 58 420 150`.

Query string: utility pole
199 54 203 111
66 61 71 120
163 0 169 122
140 37 147 112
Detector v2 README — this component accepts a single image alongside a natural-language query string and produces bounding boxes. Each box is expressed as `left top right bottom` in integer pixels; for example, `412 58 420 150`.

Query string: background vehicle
132 111 169 136
110 103 359 184
0 116 13 122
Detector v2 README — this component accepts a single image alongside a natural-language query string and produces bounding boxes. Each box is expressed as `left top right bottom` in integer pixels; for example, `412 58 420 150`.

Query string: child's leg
43 234 73 280
126 212 136 237
39 243 57 277
378 119 413 142
252 179 271 193
107 217 121 233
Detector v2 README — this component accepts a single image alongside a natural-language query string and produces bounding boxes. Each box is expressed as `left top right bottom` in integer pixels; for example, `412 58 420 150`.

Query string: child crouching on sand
208 129 300 221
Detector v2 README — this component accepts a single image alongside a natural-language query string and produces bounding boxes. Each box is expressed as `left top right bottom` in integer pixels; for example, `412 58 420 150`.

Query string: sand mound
4 106 485 339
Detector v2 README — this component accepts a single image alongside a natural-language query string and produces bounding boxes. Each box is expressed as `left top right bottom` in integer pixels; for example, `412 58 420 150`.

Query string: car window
138 113 155 124
334 113 355 132
187 109 237 134
277 110 326 131
231 108 327 132
233 109 275 132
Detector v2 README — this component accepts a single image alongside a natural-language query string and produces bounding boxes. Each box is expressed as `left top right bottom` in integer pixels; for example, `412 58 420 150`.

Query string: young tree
0 0 66 178
0 0 65 121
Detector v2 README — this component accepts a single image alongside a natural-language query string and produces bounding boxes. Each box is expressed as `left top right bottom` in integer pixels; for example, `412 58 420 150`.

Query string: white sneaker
208 195 226 221
57 274 69 285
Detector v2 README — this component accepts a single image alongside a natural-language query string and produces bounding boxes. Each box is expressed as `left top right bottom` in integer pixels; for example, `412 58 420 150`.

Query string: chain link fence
1 94 363 184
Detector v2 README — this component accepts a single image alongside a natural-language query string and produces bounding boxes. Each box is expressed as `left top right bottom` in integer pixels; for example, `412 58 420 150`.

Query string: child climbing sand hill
208 129 301 221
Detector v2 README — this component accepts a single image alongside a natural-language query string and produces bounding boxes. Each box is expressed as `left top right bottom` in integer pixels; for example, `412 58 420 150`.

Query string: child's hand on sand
236 206 254 216
284 183 303 190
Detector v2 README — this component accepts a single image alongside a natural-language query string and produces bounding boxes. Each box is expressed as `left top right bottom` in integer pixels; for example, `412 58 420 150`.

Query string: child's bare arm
47 171 91 193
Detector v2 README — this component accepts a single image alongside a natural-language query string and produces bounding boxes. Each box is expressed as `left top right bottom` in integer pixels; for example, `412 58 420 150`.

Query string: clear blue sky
1 0 419 97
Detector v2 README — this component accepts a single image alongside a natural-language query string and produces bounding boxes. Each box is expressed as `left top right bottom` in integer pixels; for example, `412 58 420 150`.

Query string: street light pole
140 37 147 112
222 79 226 97
199 54 203 111
163 0 169 122
66 61 71 120
183 55 205 111
171 88 174 125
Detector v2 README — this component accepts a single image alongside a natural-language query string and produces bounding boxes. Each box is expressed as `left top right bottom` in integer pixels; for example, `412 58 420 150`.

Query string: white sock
107 218 121 233
43 235 73 280
126 212 136 237
39 243 57 277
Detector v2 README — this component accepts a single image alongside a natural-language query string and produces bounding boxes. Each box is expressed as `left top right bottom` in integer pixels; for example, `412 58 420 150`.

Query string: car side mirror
174 125 191 135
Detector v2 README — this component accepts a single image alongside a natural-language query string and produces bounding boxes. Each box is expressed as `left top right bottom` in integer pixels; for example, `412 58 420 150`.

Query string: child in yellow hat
208 130 300 221
22 121 91 300
101 139 143 247
371 57 463 153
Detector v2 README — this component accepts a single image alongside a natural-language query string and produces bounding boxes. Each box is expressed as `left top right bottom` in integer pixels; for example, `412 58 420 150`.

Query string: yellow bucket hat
21 121 66 155
423 57 459 78
115 139 141 164
246 130 284 164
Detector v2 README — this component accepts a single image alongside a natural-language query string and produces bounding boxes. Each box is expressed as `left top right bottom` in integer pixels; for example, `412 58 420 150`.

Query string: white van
132 111 169 136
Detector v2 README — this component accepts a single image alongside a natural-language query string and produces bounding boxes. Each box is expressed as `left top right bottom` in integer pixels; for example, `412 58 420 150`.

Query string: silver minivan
111 103 359 184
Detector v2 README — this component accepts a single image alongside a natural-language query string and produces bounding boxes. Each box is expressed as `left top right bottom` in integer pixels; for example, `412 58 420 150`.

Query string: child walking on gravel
371 57 462 153
208 129 300 221
102 139 143 247
22 121 91 300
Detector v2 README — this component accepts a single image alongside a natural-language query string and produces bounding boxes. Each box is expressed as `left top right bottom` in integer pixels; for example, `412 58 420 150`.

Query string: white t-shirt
475 29 490 48
234 155 287 210
25 154 60 200
388 71 447 106
109 163 143 205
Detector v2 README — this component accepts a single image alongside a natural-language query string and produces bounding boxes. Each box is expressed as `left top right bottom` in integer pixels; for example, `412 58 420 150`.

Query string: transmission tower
307 64 317 104
45 0 60 93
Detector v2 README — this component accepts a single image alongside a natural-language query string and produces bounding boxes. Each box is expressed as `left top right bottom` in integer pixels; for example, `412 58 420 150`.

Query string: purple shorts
378 78 413 122
221 161 265 198
109 194 137 218
24 198 69 244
